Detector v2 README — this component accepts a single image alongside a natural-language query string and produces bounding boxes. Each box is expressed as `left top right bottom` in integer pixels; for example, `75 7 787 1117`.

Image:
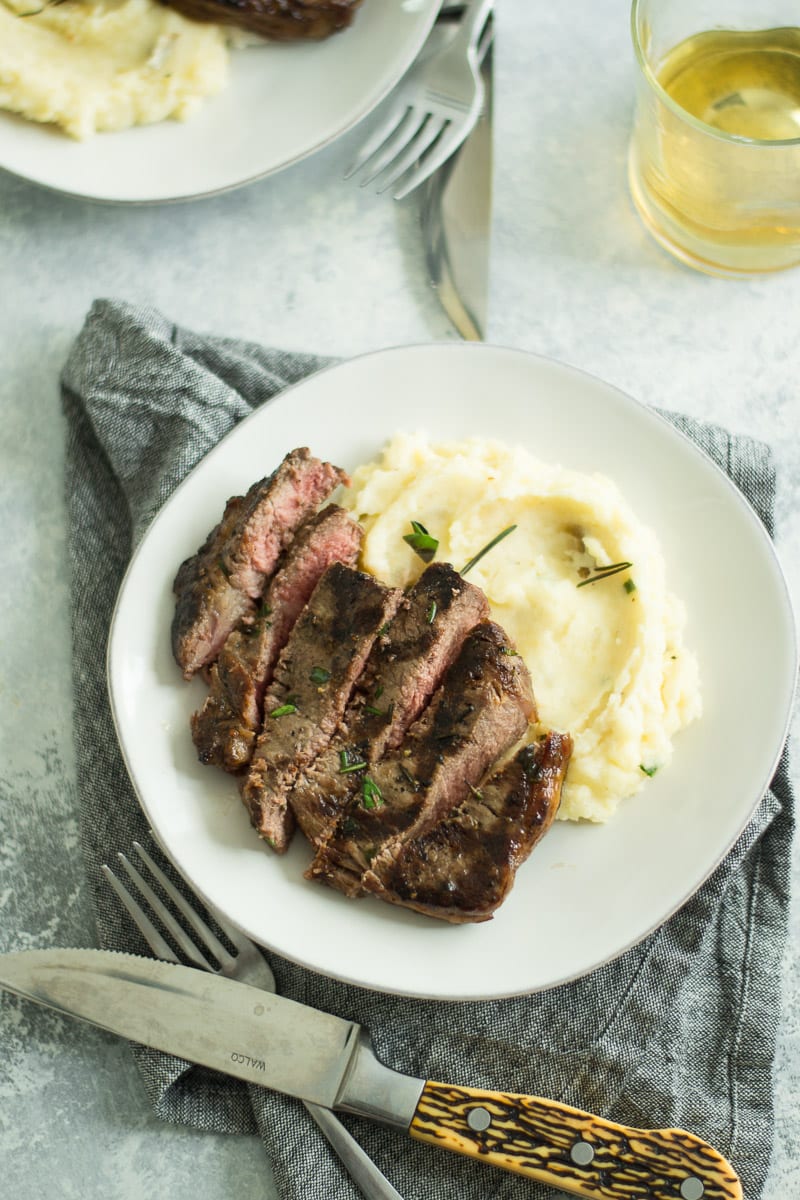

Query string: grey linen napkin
62 298 793 1200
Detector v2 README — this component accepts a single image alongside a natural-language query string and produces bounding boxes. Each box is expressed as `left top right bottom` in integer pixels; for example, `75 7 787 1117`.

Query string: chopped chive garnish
461 525 517 577
269 703 297 718
576 561 633 588
500 646 519 656
378 623 391 637
399 764 417 788
361 775 384 809
363 704 384 717
624 578 637 595
309 666 331 684
426 600 437 624
374 684 384 700
640 764 659 777
403 520 439 563
468 784 484 801
259 601 273 618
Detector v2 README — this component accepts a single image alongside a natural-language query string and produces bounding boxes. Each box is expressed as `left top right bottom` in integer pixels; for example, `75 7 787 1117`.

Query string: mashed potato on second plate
0 0 229 139
342 432 702 823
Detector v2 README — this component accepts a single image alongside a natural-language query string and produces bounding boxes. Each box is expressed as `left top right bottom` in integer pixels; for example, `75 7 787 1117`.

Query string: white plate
0 0 438 203
108 344 797 999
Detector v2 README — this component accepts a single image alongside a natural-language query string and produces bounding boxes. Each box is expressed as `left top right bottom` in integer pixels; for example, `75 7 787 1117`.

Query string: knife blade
421 10 494 341
0 948 742 1200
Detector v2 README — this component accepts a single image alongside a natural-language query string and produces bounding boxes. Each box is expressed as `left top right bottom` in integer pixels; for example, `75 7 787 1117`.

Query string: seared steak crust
241 563 402 852
290 563 489 846
171 449 347 679
362 731 572 923
165 0 363 40
190 505 362 772
306 622 535 896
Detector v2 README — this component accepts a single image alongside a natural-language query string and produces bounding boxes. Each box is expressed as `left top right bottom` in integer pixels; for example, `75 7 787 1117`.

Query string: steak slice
306 621 535 897
171 448 347 680
190 505 363 772
362 731 572 923
290 563 489 845
165 0 363 40
241 563 402 852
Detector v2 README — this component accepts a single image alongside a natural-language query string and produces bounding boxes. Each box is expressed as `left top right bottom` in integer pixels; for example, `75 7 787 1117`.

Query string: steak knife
1 949 741 1199
421 8 494 340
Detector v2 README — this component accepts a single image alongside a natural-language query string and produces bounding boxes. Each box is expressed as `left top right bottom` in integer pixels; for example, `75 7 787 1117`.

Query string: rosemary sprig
461 524 517 577
576 561 633 588
403 520 439 564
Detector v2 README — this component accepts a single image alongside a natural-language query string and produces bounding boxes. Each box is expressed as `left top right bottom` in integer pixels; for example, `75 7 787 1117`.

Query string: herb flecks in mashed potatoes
0 0 230 139
341 432 702 824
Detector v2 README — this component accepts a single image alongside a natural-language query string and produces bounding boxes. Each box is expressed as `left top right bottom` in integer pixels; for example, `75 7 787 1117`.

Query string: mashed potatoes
0 0 229 139
342 432 702 823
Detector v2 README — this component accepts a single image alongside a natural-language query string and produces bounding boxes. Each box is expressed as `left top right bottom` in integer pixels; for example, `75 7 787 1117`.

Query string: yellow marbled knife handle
409 1081 742 1200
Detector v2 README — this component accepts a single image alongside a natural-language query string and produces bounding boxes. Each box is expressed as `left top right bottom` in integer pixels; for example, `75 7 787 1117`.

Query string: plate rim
106 340 799 999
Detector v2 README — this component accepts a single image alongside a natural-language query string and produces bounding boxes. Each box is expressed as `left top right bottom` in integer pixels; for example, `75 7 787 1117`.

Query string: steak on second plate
164 0 364 40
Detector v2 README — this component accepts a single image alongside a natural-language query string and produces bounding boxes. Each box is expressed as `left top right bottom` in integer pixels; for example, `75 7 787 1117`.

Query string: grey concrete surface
1 3 798 1197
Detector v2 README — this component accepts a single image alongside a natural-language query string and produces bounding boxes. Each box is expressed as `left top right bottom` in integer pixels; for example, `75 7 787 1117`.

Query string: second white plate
0 0 439 203
108 344 797 998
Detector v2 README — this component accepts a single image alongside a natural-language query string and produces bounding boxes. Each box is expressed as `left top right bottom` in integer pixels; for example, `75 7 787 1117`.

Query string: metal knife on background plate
420 6 494 340
0 948 742 1200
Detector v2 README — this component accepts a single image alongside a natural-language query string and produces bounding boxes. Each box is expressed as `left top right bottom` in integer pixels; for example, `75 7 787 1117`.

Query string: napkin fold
62 298 793 1200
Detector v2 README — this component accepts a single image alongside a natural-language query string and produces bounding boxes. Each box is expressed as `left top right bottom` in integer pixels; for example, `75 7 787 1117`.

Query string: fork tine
356 108 428 187
343 104 411 179
392 115 470 200
101 863 180 964
131 842 236 971
116 852 216 972
377 115 449 194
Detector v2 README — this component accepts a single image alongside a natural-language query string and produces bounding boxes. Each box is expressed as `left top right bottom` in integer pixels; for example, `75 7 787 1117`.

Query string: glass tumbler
628 0 800 276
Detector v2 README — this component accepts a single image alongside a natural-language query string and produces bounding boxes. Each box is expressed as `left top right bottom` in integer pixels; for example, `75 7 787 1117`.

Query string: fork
102 840 404 1200
345 0 494 200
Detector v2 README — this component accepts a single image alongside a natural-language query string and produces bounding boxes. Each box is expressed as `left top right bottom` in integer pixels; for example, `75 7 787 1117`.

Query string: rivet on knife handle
409 1081 742 1200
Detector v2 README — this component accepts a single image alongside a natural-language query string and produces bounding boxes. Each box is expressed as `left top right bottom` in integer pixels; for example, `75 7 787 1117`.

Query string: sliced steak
362 731 572 923
165 0 363 41
306 622 535 896
172 448 347 680
290 562 489 845
241 563 402 852
190 506 363 772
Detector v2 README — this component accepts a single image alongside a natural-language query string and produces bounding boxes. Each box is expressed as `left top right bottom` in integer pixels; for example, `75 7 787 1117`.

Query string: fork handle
304 1101 404 1200
449 0 494 56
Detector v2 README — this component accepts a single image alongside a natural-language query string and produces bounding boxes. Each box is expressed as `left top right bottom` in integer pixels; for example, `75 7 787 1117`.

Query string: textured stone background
1 2 798 1196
